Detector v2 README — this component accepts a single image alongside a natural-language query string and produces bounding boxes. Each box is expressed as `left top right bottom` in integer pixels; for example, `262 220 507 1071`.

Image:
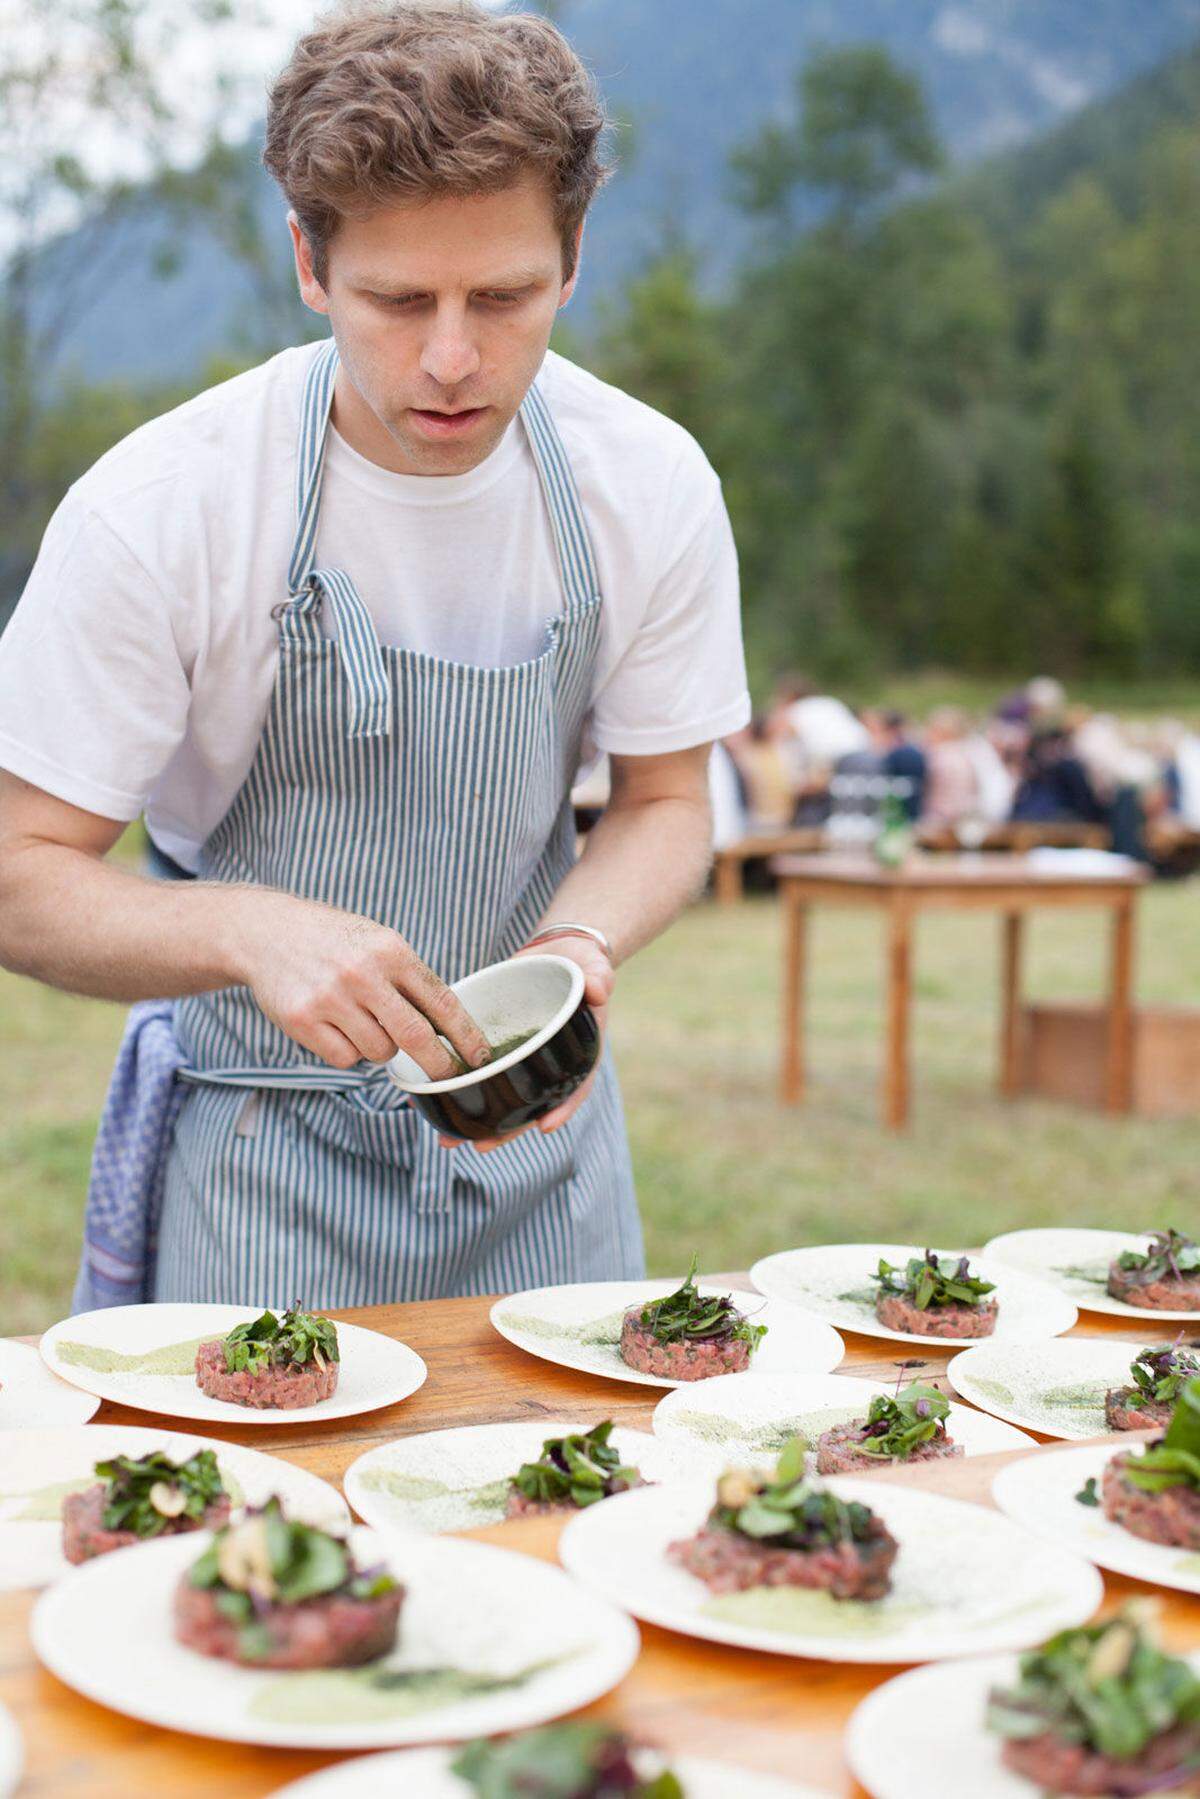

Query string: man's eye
479 290 524 305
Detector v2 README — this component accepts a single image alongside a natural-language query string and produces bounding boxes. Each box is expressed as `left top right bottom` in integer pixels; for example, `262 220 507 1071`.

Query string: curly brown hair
263 1 611 286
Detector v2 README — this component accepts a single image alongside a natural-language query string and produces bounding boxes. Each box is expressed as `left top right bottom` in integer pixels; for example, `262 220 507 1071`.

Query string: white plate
847 1650 1200 1799
0 1701 20 1799
490 1279 842 1391
0 1424 348 1592
993 1442 1200 1596
0 1341 99 1428
39 1304 427 1426
750 1243 1077 1345
984 1226 1200 1322
652 1371 1034 1464
31 1525 639 1750
947 1336 1163 1441
345 1419 722 1535
269 1747 822 1798
559 1477 1101 1663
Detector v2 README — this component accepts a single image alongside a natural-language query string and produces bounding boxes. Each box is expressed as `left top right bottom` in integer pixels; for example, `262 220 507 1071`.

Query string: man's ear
558 218 586 309
288 211 331 317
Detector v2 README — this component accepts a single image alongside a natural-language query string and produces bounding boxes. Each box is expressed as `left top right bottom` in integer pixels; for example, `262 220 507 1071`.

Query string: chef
0 2 749 1307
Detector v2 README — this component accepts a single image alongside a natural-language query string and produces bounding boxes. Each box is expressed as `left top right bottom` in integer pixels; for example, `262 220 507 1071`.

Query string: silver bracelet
525 921 614 961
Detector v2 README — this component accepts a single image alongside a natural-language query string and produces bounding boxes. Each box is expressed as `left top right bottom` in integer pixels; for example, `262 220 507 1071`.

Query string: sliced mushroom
149 1481 187 1518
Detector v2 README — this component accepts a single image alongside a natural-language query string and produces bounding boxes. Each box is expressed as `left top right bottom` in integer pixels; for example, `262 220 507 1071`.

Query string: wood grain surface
2 1282 1197 1797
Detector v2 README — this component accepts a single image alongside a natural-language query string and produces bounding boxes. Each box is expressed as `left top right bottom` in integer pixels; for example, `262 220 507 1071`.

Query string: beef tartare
815 1379 961 1474
175 1499 402 1669
453 1723 681 1796
194 1304 339 1409
1100 1373 1200 1551
620 1257 766 1381
1107 1229 1200 1312
669 1438 897 1600
504 1420 645 1519
1104 1340 1200 1432
871 1249 998 1338
987 1607 1200 1795
62 1448 230 1564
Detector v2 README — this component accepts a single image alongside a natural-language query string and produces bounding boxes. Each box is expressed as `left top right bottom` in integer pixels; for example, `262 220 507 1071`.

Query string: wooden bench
917 821 1111 853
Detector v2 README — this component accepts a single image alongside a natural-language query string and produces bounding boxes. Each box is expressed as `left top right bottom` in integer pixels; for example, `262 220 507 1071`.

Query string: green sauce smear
358 1469 510 1516
54 1336 210 1377
667 1407 861 1453
250 1653 569 1724
501 1309 626 1349
704 1585 928 1638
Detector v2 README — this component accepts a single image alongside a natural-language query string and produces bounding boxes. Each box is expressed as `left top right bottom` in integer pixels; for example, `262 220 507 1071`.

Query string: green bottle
874 791 913 868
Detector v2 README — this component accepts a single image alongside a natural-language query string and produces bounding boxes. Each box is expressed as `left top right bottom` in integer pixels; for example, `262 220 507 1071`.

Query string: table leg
885 897 912 1130
999 911 1024 1098
779 892 808 1106
1105 896 1135 1112
714 853 741 905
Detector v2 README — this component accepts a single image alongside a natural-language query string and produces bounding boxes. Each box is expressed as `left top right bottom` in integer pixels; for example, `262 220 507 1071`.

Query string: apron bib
152 341 643 1306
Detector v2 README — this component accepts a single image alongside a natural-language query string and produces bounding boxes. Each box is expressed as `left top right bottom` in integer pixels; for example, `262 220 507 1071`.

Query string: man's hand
232 889 492 1079
442 931 614 1154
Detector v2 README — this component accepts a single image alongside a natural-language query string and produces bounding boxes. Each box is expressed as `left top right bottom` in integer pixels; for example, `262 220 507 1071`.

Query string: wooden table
3 1288 1196 1797
773 852 1149 1131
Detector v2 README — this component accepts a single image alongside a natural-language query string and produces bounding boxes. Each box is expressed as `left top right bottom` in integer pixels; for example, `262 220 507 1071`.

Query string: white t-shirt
0 342 749 870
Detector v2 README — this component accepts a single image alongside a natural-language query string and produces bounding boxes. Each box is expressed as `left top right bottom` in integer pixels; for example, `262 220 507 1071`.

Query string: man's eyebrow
358 267 552 294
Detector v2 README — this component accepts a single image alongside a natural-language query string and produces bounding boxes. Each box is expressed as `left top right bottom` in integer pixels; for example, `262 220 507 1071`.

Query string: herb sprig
713 1439 878 1548
220 1304 339 1375
872 1249 996 1312
510 1421 641 1509
453 1723 683 1797
636 1256 767 1351
848 1381 951 1459
1121 1373 1200 1494
986 1607 1200 1762
95 1449 226 1538
188 1498 397 1661
1129 1340 1200 1406
1113 1229 1200 1289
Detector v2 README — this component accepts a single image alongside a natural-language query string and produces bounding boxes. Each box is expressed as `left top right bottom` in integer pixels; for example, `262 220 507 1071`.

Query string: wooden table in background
2 1288 1196 1798
773 852 1149 1131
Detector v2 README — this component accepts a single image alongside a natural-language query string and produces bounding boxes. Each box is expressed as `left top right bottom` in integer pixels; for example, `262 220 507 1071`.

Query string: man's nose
419 308 481 387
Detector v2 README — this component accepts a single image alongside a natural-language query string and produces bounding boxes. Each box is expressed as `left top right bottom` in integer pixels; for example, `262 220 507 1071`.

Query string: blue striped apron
152 340 644 1307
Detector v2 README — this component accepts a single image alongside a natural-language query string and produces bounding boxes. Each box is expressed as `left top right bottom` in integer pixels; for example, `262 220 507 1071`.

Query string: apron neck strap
519 377 601 608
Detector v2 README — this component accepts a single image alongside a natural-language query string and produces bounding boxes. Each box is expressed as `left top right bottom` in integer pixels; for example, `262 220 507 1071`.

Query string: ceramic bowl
386 954 600 1143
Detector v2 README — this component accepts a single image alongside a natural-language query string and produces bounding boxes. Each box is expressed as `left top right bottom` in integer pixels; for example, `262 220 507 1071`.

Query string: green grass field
2 881 1197 1333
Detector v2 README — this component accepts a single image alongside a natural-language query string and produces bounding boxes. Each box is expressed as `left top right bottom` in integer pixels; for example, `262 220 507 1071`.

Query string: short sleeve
589 458 750 756
0 494 192 820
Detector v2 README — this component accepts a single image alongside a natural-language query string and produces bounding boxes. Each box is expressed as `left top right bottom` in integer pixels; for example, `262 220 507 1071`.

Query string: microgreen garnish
986 1607 1200 1762
1129 1339 1200 1406
713 1438 879 1548
219 1304 339 1375
510 1421 640 1509
1075 1476 1100 1507
95 1449 225 1538
872 1249 996 1311
453 1722 683 1796
1114 1229 1200 1289
1121 1374 1200 1494
636 1256 767 1351
850 1381 951 1459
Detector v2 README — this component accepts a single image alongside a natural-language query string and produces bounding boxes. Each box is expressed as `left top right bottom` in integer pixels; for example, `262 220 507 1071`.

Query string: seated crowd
712 675 1200 868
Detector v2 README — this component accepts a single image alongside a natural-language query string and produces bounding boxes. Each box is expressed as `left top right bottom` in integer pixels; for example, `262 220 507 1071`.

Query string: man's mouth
409 405 488 438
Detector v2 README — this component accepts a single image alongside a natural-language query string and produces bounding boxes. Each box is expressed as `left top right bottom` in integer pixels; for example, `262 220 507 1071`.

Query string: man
0 3 748 1306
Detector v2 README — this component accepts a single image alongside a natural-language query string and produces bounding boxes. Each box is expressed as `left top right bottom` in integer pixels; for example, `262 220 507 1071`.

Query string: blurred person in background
773 673 869 826
1072 709 1165 860
1011 724 1105 829
922 707 983 827
732 715 797 828
870 709 927 821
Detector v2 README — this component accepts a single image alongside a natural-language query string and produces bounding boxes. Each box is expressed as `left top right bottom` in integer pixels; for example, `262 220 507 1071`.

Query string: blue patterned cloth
71 999 187 1311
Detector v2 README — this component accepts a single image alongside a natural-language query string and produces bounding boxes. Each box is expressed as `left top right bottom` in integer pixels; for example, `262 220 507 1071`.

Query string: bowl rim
385 953 587 1096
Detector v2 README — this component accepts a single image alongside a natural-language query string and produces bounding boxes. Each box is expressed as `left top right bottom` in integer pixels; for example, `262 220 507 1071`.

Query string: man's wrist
525 921 614 962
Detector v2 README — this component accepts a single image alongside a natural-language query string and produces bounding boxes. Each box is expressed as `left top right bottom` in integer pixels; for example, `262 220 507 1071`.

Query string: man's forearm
0 840 254 1001
536 788 712 964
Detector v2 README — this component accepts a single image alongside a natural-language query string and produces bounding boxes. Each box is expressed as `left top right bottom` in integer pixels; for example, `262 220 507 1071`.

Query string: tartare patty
815 1419 962 1475
670 1517 897 1599
1102 1451 1200 1551
875 1290 997 1338
174 1579 402 1669
1103 1388 1174 1433
1106 1230 1200 1312
504 1475 646 1521
1000 1720 1200 1796
194 1337 339 1408
618 1257 765 1382
62 1481 231 1564
505 1419 645 1517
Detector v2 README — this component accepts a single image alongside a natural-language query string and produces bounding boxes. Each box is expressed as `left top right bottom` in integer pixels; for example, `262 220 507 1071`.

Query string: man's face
291 171 579 476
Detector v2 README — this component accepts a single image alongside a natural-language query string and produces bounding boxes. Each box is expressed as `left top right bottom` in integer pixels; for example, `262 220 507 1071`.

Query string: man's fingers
393 952 491 1068
368 989 459 1080
305 1022 367 1071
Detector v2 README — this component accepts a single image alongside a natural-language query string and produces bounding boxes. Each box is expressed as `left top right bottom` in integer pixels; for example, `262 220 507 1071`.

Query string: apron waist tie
178 1063 410 1111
